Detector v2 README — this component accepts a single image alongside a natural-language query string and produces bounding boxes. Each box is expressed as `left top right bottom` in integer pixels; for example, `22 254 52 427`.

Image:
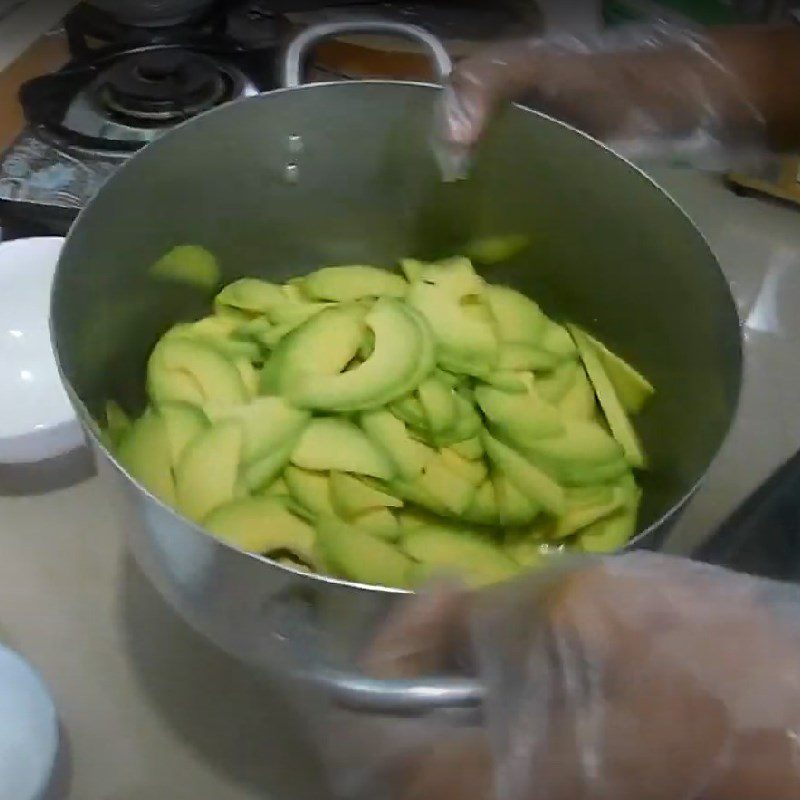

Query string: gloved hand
327 554 800 800
437 23 800 176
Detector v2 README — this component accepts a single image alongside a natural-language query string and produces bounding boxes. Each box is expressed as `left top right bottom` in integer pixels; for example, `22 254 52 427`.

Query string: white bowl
0 645 58 800
0 237 84 464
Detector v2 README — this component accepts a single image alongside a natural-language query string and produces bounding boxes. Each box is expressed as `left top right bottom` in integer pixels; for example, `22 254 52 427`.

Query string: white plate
0 645 58 800
0 237 85 464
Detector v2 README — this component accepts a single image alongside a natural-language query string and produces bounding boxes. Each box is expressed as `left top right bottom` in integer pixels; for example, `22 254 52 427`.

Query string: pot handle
319 668 483 714
281 20 453 88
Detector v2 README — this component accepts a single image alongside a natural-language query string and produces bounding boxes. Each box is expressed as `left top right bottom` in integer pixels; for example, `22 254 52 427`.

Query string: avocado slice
557 366 597 421
481 430 565 516
287 299 428 412
553 485 624 539
175 420 242 522
150 245 220 291
540 320 578 358
417 375 457 436
103 400 132 450
460 479 498 525
351 507 401 540
413 454 476 516
492 471 541 525
389 394 428 433
400 258 424 282
212 396 309 465
117 408 176 505
401 528 519 588
434 392 483 447
257 475 288 497
578 477 641 553
205 496 317 564
407 262 497 376
284 466 336 517
301 265 407 301
148 337 247 413
475 384 564 445
450 436 483 461
569 325 647 468
329 471 402 518
496 342 561 372
462 234 530 265
291 418 395 479
580 330 655 413
522 418 623 465
535 360 580 404
486 285 546 345
165 316 261 362
316 516 412 588
158 402 208 466
439 448 488 487
360 409 434 480
241 437 297 493
215 278 286 315
261 304 364 394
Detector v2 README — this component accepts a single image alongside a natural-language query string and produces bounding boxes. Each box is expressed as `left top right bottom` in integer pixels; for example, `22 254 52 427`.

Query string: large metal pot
51 22 741 713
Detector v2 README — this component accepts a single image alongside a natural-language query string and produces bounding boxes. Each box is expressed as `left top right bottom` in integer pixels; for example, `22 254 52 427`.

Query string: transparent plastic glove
437 22 774 177
326 554 800 800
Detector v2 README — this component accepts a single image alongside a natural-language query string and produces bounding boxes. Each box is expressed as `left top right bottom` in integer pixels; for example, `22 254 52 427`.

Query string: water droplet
287 134 304 154
284 163 300 184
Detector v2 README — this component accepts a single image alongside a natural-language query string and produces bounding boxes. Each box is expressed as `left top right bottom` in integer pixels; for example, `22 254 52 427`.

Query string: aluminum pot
51 22 741 714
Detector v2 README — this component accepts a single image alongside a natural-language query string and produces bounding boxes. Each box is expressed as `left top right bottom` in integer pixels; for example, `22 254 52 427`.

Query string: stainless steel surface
282 21 452 88
51 55 741 713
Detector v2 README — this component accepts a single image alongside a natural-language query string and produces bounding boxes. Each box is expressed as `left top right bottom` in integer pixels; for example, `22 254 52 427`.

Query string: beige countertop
0 167 799 798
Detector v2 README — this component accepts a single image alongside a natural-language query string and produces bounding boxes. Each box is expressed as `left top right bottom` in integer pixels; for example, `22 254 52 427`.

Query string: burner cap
97 49 228 123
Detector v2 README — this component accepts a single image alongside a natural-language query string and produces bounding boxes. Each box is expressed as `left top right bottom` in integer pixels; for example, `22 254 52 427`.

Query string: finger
362 584 472 679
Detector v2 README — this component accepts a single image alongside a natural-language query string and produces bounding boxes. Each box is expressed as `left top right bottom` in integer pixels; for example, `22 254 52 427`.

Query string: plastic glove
328 554 800 800
437 23 800 176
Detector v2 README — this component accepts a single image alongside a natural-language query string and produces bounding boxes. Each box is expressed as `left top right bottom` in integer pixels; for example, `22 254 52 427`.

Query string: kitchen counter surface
0 167 799 798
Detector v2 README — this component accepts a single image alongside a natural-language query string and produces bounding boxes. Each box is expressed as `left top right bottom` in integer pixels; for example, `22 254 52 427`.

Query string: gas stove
0 1 282 233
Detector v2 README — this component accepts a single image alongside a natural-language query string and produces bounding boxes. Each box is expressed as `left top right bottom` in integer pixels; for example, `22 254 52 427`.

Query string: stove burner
97 50 228 123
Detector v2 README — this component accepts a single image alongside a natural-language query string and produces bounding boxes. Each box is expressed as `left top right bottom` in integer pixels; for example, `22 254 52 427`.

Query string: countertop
0 167 799 798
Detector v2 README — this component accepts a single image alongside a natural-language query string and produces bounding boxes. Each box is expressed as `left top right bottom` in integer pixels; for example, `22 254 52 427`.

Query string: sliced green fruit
291 418 395 479
287 299 429 412
554 485 624 539
175 420 242 522
577 479 641 552
460 479 497 525
540 320 578 358
400 258 425 282
522 418 623 465
413 454 476 516
541 457 630 487
390 393 428 432
569 324 647 468
486 285 546 345
360 409 433 480
407 261 497 375
463 234 529 265
316 516 412 588
329 471 402 518
258 476 288 496
262 304 364 395
205 496 317 564
440 447 488 487
580 330 655 414
402 528 518 588
477 370 530 393
284 466 336 517
117 409 176 504
212 396 309 465
241 437 297 493
150 244 220 290
215 278 286 314
481 430 565 515
451 436 483 460
535 360 579 404
148 337 246 412
557 366 596 420
352 507 400 540
496 342 561 372
492 471 540 525
158 402 208 466
435 392 483 446
475 384 564 444
417 375 457 436
166 316 262 361
301 265 407 301
104 400 132 449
